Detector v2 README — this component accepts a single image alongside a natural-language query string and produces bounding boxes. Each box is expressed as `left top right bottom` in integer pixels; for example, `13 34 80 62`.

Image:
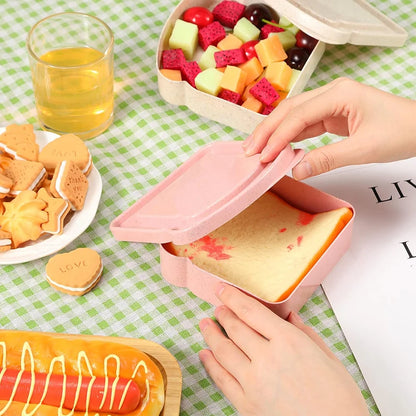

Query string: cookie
36 188 71 235
38 133 93 176
2 159 47 197
0 124 39 161
0 173 13 198
0 154 13 170
0 229 12 252
45 248 103 296
0 190 48 248
50 160 88 211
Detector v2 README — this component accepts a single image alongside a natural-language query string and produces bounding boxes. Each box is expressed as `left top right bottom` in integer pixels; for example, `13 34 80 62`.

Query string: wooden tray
67 334 183 416
0 331 182 416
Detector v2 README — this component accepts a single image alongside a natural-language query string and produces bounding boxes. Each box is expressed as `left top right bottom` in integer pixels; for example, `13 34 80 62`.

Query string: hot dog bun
0 330 165 416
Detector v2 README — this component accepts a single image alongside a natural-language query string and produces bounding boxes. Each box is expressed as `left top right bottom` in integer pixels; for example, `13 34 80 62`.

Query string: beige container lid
277 0 407 46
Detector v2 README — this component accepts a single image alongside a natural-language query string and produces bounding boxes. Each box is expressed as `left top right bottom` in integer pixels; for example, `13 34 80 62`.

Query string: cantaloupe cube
239 57 263 85
255 35 287 67
233 17 260 43
160 69 182 81
169 19 198 60
195 68 224 96
220 65 247 95
264 61 292 91
199 45 220 70
242 96 263 113
242 80 256 101
272 31 296 51
217 34 243 50
272 91 288 107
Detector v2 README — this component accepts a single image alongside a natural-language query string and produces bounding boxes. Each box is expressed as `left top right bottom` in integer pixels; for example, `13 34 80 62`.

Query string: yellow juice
33 46 113 139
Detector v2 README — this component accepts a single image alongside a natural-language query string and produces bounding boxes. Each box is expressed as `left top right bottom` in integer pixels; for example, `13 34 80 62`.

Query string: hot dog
0 330 165 416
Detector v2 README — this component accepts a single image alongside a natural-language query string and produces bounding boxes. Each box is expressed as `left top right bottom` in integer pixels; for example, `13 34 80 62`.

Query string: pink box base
159 175 354 318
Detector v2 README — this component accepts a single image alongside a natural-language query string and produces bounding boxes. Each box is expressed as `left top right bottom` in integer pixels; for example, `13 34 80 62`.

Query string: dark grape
243 3 278 28
285 47 310 70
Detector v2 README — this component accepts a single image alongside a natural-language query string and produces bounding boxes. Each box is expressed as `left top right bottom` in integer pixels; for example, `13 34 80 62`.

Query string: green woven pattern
0 0 415 414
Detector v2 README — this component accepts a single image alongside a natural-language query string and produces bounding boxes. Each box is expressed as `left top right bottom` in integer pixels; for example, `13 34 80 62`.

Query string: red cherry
295 30 318 52
242 40 259 60
183 7 214 28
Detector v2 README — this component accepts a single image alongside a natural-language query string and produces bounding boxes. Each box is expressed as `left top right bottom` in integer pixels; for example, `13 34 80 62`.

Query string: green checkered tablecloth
0 0 414 414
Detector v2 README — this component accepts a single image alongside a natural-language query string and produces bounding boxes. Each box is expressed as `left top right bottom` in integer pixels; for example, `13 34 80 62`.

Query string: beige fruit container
156 0 407 134
111 141 355 318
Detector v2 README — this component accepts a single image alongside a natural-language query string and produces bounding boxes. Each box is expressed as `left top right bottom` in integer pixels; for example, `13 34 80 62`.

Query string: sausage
0 368 140 414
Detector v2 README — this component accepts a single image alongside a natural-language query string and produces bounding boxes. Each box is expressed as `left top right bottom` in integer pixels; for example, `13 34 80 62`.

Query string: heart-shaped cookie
46 248 103 296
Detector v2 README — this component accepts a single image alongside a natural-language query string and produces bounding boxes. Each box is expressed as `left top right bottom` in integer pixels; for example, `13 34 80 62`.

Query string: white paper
305 157 416 416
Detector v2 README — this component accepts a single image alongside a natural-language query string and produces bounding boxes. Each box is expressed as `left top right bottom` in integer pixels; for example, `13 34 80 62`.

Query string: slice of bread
166 191 352 302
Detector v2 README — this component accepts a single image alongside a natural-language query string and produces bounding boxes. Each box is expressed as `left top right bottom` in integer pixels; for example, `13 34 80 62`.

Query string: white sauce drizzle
0 341 148 415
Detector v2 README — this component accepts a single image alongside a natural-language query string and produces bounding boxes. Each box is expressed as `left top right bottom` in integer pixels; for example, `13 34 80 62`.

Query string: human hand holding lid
243 77 416 179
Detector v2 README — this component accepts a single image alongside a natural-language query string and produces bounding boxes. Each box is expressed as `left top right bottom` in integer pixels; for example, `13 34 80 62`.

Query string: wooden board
0 330 182 416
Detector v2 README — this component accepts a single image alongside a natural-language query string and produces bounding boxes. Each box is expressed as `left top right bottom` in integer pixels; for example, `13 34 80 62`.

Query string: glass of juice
27 12 114 140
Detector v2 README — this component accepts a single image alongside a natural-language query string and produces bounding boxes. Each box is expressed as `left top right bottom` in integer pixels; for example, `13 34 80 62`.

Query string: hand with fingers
243 77 416 180
199 284 369 416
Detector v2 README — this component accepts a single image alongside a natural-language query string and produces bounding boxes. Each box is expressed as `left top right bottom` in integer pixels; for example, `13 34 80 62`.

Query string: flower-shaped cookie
0 190 48 248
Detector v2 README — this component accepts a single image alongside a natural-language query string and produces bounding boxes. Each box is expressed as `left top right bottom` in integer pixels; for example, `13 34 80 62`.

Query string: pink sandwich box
110 141 354 318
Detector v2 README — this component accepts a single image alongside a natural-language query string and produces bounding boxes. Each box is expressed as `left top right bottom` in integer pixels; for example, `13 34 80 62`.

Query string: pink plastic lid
110 141 304 245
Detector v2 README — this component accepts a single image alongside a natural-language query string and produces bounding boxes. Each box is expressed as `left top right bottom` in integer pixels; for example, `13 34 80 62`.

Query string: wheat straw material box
111 142 356 318
157 0 406 134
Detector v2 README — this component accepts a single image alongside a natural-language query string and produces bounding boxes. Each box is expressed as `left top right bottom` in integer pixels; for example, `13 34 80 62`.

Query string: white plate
0 129 102 265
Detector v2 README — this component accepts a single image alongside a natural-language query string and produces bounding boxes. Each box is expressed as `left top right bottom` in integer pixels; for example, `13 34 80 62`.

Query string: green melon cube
287 69 301 91
272 31 296 51
195 68 224 96
233 18 260 43
169 19 198 60
198 45 220 70
278 16 299 35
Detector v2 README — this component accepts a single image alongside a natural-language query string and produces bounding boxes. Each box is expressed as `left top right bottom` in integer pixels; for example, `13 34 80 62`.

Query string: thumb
292 139 363 180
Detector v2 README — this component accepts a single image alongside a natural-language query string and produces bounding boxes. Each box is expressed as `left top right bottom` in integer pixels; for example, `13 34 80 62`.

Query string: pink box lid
110 141 304 245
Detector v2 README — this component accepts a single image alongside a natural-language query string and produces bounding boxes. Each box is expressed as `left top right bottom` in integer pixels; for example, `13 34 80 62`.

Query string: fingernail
242 135 252 149
199 318 210 331
259 145 272 162
216 283 226 298
293 160 312 180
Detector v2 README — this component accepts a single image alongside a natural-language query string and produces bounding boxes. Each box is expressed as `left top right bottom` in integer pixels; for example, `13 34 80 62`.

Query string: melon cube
242 96 263 113
169 19 198 60
198 45 220 70
217 33 243 50
272 31 296 51
233 17 260 43
195 68 224 96
264 61 292 91
160 69 182 81
255 35 287 67
239 57 263 85
279 16 299 35
220 65 247 95
287 69 301 91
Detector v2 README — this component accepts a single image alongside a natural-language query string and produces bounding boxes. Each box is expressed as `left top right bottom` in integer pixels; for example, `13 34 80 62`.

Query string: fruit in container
195 68 224 95
233 17 261 43
160 1 318 116
198 21 227 50
255 35 287 67
168 19 198 60
217 33 243 50
214 48 247 67
183 6 214 28
198 45 220 70
212 0 246 28
219 65 247 95
243 3 278 28
249 77 280 106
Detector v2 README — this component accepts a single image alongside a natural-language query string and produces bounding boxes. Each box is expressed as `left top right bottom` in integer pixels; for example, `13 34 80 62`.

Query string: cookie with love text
46 248 103 296
39 133 93 176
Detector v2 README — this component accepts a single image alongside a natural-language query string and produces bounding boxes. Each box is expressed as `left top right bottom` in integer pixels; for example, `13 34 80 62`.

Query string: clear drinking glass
27 12 114 140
